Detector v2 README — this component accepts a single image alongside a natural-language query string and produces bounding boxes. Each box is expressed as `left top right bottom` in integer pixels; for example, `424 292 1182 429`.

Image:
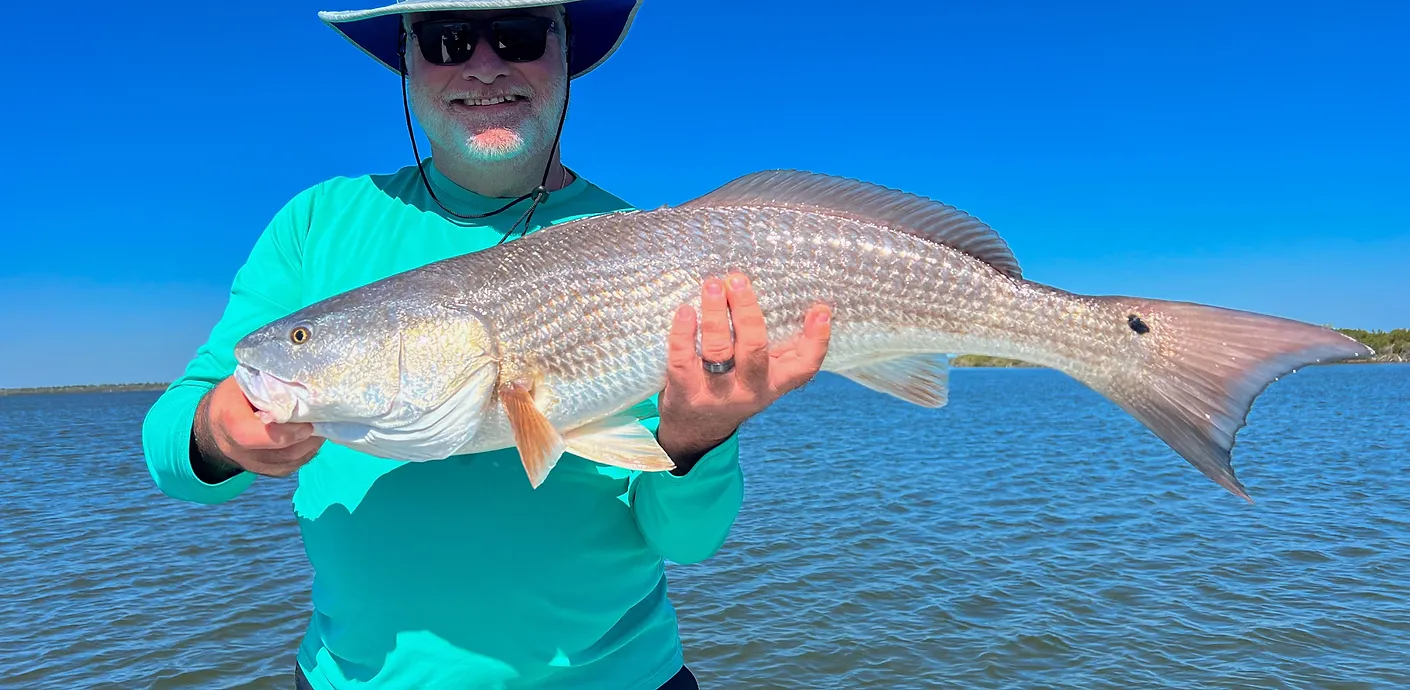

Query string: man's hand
191 376 325 481
657 272 832 474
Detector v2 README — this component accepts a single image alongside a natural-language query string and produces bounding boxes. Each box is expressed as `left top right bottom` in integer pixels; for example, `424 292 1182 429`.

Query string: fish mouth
234 364 310 425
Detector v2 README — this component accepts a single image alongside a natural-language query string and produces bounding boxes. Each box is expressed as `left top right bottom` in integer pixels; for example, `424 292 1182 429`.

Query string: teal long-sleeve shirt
140 162 744 690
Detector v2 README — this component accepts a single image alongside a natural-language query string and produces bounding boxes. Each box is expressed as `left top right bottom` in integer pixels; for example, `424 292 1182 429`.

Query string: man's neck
429 145 574 199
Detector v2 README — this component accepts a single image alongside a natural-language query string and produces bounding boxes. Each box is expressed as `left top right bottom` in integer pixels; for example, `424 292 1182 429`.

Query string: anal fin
565 414 676 473
835 353 951 408
500 381 566 488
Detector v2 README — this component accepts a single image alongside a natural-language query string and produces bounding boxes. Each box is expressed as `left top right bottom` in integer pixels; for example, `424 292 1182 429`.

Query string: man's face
404 7 567 164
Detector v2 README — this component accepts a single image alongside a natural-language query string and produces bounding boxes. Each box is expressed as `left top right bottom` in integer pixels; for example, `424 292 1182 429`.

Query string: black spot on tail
1128 314 1150 334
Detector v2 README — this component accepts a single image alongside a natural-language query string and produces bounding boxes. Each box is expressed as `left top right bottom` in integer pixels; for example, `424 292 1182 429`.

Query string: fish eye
290 326 311 344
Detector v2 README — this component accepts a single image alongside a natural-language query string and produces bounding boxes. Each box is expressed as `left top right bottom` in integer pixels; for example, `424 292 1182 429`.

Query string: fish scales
449 205 1079 456
233 169 1374 499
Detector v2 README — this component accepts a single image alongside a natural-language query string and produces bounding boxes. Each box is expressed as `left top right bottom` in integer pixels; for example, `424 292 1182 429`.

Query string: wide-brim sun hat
318 0 642 78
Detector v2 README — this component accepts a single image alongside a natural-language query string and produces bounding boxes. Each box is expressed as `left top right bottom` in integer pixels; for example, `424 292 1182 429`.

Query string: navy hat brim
318 0 641 78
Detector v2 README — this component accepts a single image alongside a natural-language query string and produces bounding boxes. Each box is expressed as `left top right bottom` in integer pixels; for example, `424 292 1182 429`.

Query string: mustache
442 87 534 101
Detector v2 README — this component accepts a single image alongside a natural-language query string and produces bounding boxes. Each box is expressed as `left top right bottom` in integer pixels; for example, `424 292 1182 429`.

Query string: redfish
233 170 1372 499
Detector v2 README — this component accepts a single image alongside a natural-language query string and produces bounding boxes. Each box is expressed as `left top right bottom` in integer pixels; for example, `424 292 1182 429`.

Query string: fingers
663 275 832 409
264 435 327 474
799 303 833 358
697 277 736 395
770 303 832 392
698 277 733 366
229 415 314 451
210 376 305 448
225 414 323 475
725 273 770 390
266 422 316 448
206 391 322 476
231 433 325 478
665 303 703 390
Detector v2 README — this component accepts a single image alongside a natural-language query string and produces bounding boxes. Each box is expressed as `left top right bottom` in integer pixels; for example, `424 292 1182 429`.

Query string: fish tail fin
1081 297 1373 501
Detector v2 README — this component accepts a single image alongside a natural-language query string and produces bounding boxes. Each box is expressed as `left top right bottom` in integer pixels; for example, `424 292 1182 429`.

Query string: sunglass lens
417 22 475 65
411 17 552 65
489 17 550 62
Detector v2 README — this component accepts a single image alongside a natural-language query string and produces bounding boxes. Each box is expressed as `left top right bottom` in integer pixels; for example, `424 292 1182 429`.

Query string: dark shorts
295 663 699 689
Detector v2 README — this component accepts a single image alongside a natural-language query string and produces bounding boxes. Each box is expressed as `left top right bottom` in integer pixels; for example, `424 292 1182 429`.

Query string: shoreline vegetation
952 328 1409 368
2 330 1405 397
0 382 172 397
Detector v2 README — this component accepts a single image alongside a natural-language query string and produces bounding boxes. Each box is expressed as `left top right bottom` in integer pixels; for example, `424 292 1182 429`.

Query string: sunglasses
407 16 559 66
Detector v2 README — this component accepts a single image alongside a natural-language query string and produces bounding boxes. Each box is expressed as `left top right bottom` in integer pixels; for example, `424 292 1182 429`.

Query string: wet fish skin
233 169 1374 499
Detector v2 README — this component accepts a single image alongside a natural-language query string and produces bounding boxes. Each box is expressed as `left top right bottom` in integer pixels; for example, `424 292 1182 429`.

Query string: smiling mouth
452 95 528 107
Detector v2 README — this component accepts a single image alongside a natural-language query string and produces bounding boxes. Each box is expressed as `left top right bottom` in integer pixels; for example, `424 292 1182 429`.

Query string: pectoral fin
499 381 566 488
565 414 677 473
835 353 952 408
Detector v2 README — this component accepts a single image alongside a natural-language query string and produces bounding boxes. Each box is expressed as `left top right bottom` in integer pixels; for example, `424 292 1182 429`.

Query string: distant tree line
0 382 169 396
951 328 1408 368
1335 328 1409 357
950 354 1037 368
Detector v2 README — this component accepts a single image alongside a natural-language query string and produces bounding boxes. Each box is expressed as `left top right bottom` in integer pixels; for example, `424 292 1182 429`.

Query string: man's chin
458 128 529 161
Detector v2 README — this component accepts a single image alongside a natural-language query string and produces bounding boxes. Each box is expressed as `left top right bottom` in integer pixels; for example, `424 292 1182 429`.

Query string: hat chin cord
397 26 573 245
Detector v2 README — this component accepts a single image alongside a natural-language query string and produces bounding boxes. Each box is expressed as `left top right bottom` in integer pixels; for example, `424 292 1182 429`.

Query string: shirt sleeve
627 406 745 565
140 185 319 504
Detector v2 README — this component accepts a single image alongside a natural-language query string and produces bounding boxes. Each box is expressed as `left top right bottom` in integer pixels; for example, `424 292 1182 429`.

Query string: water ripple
2 365 1408 687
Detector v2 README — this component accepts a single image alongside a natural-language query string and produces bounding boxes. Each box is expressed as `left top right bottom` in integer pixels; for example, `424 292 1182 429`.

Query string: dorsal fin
680 169 1022 280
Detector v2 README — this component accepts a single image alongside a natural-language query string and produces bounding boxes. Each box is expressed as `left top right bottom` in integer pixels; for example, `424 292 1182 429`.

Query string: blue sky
1 1 1406 387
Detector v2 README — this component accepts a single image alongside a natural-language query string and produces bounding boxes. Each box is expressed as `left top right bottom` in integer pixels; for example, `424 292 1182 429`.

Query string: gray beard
407 79 567 198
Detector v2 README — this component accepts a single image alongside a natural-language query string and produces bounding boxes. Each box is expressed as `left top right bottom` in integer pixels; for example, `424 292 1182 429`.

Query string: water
3 365 1407 688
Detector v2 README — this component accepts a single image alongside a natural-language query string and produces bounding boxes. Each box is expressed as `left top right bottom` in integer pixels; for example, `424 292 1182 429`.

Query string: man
140 1 832 689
